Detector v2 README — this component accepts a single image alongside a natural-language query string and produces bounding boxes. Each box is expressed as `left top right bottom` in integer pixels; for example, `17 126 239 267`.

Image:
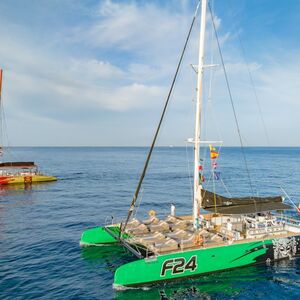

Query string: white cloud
0 31 166 118
0 0 299 146
0 0 198 121
71 0 192 63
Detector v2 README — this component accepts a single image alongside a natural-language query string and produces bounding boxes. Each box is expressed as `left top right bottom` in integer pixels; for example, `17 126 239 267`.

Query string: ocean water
0 147 300 299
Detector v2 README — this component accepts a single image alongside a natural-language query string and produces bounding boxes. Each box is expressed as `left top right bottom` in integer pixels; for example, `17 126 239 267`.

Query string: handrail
272 214 300 225
103 226 145 259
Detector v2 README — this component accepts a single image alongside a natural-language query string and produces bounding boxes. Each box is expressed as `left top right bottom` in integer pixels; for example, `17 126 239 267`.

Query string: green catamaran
80 0 300 288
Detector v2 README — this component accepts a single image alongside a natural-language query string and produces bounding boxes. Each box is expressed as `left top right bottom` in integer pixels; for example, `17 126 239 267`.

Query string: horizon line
3 145 300 148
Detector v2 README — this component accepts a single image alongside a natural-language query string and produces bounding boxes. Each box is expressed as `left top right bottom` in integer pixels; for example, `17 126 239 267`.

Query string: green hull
80 225 127 246
114 236 300 287
114 240 270 287
80 227 300 287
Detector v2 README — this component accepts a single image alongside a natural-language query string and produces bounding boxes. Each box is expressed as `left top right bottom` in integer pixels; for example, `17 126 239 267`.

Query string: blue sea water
0 147 300 299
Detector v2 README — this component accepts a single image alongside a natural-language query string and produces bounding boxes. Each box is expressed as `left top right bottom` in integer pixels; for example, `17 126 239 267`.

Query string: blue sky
0 0 299 146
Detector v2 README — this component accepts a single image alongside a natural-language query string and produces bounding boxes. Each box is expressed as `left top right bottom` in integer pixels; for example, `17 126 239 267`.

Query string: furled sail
201 189 292 214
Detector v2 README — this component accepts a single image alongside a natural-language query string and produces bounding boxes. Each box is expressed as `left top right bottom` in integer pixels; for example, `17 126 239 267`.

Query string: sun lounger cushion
126 218 141 229
143 217 160 225
127 223 149 235
153 237 179 253
166 229 188 239
148 221 170 233
169 220 188 230
165 215 178 223
138 232 166 246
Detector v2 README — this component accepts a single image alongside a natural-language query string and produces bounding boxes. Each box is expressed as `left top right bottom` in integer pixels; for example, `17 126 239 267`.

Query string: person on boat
170 204 176 216
205 219 211 230
226 218 232 232
143 209 159 225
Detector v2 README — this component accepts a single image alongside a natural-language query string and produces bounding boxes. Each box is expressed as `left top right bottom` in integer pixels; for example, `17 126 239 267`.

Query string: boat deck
123 213 300 256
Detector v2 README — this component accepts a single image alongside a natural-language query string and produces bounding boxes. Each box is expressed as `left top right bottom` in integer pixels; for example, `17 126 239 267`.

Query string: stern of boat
80 225 123 246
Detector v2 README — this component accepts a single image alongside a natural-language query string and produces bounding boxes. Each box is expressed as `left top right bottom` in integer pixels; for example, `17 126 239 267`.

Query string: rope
133 187 144 219
185 142 194 203
280 187 299 212
227 0 270 146
121 1 201 234
208 3 257 206
0 69 19 162
237 37 271 146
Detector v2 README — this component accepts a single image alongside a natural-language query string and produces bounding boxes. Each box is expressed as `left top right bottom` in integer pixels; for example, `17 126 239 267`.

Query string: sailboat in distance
80 0 300 288
0 69 57 185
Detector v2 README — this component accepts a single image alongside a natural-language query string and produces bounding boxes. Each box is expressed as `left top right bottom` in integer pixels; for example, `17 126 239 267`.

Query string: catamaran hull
0 175 57 185
80 226 120 246
80 226 128 246
79 227 300 287
113 235 300 287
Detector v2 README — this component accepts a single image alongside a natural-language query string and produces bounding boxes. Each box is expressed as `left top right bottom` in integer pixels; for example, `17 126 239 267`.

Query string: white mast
193 0 207 229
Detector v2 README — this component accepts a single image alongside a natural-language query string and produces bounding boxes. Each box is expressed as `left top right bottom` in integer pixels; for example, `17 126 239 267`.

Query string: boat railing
247 225 285 237
104 224 146 259
103 216 159 259
104 215 115 226
273 214 300 227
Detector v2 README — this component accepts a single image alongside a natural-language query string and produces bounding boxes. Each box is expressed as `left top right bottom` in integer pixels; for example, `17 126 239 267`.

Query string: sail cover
0 162 36 168
201 189 292 214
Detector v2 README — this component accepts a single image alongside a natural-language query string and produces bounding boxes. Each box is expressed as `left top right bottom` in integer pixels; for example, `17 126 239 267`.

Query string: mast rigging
121 1 201 234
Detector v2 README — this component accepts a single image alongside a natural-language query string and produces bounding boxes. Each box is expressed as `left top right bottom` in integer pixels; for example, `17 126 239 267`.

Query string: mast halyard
193 0 207 229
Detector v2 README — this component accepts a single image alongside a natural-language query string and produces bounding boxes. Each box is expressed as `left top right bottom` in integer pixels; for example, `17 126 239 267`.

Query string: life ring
24 176 32 183
193 233 203 246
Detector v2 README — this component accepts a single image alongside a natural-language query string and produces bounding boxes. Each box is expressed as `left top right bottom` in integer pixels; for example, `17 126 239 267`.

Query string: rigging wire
225 3 298 206
215 2 298 213
237 38 271 146
0 69 19 161
185 142 194 201
225 3 297 209
280 187 299 212
208 3 257 202
206 0 222 210
207 1 233 203
234 26 298 206
121 1 201 234
133 187 144 219
227 0 270 146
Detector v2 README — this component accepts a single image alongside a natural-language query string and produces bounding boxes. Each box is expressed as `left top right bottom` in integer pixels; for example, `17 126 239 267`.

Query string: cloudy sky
0 0 299 146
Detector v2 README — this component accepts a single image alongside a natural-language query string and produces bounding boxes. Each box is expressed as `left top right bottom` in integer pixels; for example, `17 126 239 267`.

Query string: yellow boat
0 162 57 185
0 69 57 185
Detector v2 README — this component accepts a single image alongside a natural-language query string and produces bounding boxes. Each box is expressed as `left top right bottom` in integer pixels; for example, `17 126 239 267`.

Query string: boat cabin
0 161 38 176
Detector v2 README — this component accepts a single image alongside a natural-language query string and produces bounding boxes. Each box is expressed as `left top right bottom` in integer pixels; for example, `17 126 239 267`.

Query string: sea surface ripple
0 147 300 299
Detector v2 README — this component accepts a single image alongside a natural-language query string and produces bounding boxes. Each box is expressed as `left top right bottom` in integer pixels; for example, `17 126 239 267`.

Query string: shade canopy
201 189 292 215
0 162 36 168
